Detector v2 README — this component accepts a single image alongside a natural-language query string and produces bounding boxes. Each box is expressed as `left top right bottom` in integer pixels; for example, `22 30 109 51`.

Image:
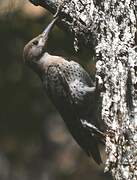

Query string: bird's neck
38 52 51 72
27 52 49 78
38 52 66 72
33 52 67 79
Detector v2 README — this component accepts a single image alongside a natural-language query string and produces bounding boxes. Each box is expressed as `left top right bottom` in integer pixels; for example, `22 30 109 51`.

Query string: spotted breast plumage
23 17 104 165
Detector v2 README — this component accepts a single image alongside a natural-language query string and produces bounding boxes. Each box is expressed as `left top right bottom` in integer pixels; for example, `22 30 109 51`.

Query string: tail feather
71 128 102 165
86 140 102 165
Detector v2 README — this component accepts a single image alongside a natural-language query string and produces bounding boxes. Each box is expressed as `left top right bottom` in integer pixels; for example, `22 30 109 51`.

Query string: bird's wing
57 66 104 139
46 65 103 164
70 61 95 86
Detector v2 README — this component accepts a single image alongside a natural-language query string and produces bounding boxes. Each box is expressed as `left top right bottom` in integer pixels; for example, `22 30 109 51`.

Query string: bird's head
23 17 58 67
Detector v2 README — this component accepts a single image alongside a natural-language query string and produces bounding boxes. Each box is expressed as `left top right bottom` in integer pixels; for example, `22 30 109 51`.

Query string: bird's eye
32 40 38 45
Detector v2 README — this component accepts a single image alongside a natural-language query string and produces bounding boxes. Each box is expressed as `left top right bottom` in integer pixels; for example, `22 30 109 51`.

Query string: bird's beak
42 17 58 40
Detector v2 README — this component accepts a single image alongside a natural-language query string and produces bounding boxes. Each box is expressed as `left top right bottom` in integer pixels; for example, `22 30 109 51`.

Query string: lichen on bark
95 1 137 179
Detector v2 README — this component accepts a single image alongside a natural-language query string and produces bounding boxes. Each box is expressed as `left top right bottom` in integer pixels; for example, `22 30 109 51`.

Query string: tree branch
29 0 96 51
29 0 57 14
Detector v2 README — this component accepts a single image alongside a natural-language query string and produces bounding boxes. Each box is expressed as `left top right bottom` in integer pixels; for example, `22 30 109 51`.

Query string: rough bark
29 0 97 51
29 0 137 179
95 1 137 179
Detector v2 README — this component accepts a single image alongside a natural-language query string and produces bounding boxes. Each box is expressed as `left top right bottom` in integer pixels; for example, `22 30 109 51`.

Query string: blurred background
0 0 112 179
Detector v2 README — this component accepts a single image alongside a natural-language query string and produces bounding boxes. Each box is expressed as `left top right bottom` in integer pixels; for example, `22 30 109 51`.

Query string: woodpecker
23 17 104 165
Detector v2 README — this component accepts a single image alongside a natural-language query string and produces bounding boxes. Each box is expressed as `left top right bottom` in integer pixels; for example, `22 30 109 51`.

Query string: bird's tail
86 139 102 165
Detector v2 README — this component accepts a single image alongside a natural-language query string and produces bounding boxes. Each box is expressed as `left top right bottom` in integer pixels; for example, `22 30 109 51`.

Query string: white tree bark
95 1 137 179
30 0 137 179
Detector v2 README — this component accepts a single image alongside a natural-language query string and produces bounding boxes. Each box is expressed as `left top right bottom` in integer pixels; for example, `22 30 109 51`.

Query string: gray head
23 17 58 68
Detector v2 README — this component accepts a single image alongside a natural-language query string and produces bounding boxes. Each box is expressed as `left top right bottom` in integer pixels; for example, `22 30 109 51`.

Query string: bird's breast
43 66 64 97
42 63 90 106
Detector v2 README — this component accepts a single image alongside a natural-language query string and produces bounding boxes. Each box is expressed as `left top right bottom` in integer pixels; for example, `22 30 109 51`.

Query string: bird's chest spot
69 80 85 103
43 68 64 96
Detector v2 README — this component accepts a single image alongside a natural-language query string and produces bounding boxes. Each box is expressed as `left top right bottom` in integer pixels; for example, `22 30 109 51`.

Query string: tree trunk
29 0 137 179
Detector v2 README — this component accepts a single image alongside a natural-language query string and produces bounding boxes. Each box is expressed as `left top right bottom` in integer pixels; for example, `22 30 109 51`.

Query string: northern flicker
23 17 104 164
